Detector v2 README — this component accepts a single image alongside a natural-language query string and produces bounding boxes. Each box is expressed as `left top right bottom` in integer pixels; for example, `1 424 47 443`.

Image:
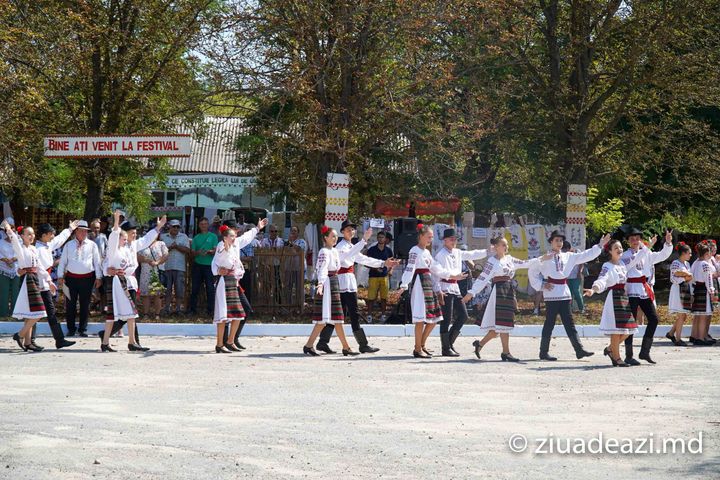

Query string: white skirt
478 286 513 334
668 283 690 314
598 294 637 336
11 275 46 320
409 279 443 324
109 276 138 321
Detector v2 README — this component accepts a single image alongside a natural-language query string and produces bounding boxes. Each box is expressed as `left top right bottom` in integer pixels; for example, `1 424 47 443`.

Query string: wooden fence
249 247 306 315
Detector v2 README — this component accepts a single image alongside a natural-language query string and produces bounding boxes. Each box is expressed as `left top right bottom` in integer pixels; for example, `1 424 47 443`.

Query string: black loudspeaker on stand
393 217 419 260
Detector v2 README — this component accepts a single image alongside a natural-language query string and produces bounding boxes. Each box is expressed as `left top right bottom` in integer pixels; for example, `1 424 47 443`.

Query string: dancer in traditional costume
399 224 466 359
462 236 550 361
434 228 491 356
584 239 649 367
34 221 81 349
621 228 673 364
316 220 399 354
3 221 48 352
665 243 693 346
212 218 267 353
689 242 716 346
303 225 373 356
529 230 610 361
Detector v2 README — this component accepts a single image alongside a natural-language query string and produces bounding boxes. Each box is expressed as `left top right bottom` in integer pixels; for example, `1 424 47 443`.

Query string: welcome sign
44 135 191 158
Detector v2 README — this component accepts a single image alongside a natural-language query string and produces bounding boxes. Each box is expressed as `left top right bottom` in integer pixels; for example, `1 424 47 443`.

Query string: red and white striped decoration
565 184 587 248
325 173 350 233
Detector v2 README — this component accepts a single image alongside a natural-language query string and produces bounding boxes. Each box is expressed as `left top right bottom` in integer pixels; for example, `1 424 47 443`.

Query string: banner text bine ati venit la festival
44 135 192 158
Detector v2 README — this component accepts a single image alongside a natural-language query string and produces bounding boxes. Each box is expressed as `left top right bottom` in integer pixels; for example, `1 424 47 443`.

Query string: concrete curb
0 322 716 338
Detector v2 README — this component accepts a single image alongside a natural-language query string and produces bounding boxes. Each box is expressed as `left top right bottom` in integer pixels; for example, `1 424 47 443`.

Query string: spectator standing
138 237 169 319
0 217 19 317
188 217 217 317
366 231 394 323
161 219 191 315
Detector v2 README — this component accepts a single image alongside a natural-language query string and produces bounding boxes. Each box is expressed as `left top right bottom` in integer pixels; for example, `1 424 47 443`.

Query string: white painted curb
0 322 716 338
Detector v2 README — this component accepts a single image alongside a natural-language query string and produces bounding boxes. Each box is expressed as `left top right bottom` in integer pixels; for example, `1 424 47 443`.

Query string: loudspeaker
393 217 419 260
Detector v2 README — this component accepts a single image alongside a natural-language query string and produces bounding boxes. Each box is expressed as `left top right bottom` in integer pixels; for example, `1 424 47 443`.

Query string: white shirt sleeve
591 264 614 293
468 259 496 296
461 249 488 261
135 228 159 252
235 228 259 250
315 249 329 286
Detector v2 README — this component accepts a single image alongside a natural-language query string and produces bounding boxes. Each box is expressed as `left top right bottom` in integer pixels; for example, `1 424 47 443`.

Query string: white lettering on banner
146 174 257 190
44 135 191 158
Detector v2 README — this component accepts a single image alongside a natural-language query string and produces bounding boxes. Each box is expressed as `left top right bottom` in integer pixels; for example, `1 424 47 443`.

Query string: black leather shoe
665 332 675 342
472 340 482 360
638 352 656 364
25 343 43 352
128 344 150 352
66 331 76 337
676 340 688 346
30 341 45 351
705 337 717 345
359 344 380 353
615 358 629 367
575 349 594 359
78 332 88 337
316 342 335 354
303 346 319 356
624 357 641 366
421 347 433 357
101 344 116 352
501 352 519 362
13 333 27 351
215 345 231 353
342 349 360 356
413 349 431 358
56 339 76 349
539 353 557 361
234 341 246 350
603 346 611 357
224 343 241 352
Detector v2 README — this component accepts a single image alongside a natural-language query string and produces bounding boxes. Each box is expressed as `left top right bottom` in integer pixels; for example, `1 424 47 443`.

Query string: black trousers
625 297 659 355
223 291 252 344
319 291 362 343
189 264 215 314
439 293 468 334
65 275 95 333
540 299 584 354
107 290 140 341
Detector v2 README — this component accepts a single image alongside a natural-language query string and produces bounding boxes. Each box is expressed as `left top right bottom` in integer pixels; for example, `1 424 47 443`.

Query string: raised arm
135 228 159 252
509 256 541 270
460 248 489 261
48 224 75 250
649 240 673 265
338 238 368 262
235 227 259 250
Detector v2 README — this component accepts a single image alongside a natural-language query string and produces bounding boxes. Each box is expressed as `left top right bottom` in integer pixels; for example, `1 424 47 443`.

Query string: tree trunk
83 163 106 220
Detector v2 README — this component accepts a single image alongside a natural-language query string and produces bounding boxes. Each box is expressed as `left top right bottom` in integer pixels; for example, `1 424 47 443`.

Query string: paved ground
0 335 718 479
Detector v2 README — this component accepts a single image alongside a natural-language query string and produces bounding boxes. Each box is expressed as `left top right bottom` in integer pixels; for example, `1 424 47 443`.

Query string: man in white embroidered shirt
621 227 673 365
58 220 103 336
432 228 490 356
529 230 610 361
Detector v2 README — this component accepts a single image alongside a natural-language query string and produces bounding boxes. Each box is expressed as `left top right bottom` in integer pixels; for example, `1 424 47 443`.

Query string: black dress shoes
128 344 150 352
303 346 319 356
101 344 116 352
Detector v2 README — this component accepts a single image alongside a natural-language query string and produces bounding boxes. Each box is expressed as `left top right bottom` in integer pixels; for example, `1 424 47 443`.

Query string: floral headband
16 226 23 234
675 241 687 252
321 225 330 235
219 225 229 234
416 223 424 232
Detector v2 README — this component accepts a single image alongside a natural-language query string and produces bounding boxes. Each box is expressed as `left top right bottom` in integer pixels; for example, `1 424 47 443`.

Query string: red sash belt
338 266 354 274
627 276 655 302
328 270 338 277
415 268 430 274
65 271 95 279
492 276 512 284
546 277 567 285
442 279 458 284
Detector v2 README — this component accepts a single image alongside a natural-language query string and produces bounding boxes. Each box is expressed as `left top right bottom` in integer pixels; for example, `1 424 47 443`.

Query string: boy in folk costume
304 225 374 356
620 228 673 364
316 220 399 354
98 210 167 351
399 224 467 358
433 227 491 356
529 230 610 361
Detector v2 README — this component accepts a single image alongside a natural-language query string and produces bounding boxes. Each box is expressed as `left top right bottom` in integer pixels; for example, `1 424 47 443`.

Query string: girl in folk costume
689 242 717 346
315 219 399 354
100 211 142 352
211 218 267 353
303 225 372 356
583 239 650 367
399 224 466 359
34 221 82 349
705 239 719 344
665 243 693 346
2 221 50 352
462 236 550 362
